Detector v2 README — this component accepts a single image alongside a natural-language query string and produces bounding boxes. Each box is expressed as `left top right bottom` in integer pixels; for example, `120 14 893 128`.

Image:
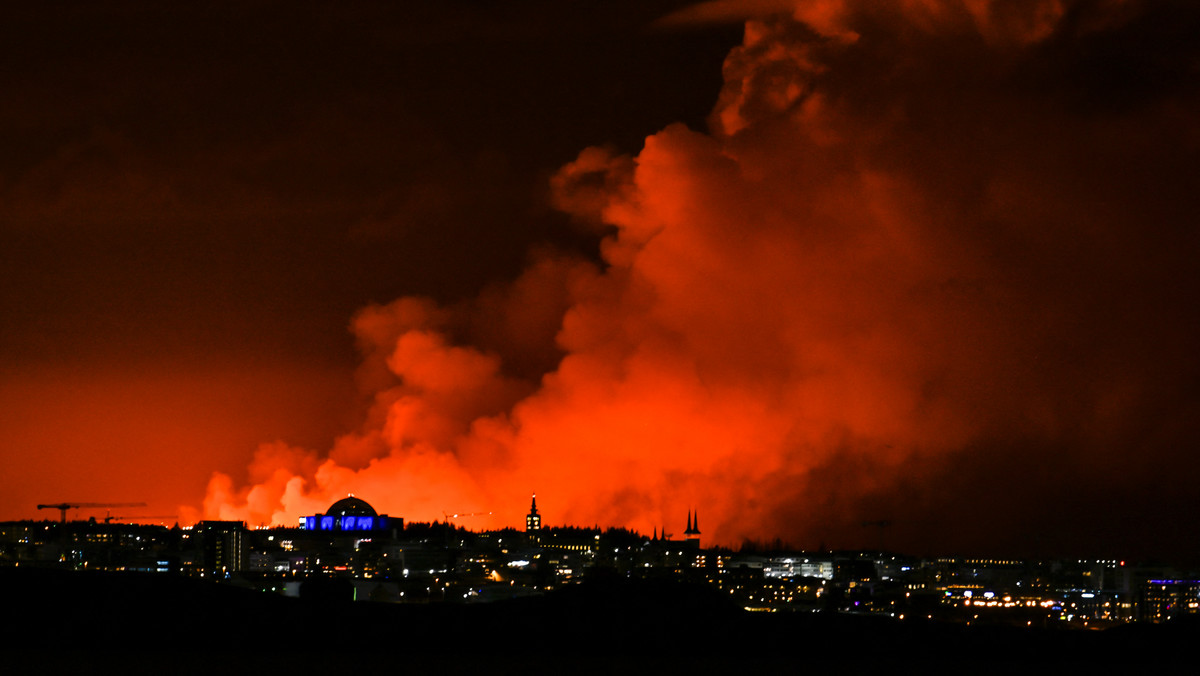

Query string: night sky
3 1 1199 562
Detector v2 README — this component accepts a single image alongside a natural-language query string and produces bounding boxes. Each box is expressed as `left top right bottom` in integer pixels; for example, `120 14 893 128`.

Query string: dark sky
1 1 735 368
4 1 1200 563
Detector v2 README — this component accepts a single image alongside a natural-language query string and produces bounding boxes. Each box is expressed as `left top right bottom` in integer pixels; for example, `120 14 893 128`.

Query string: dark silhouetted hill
1 567 1194 672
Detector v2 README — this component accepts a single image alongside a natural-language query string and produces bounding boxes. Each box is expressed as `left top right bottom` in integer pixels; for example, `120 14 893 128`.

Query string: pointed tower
525 494 541 533
685 509 700 547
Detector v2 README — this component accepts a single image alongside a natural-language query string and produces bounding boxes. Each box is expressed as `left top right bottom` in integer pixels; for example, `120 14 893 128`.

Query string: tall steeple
525 494 541 532
685 509 700 544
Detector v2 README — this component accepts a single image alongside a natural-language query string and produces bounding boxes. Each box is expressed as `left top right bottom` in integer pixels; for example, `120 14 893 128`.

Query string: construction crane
103 514 177 524
442 511 492 521
37 502 146 524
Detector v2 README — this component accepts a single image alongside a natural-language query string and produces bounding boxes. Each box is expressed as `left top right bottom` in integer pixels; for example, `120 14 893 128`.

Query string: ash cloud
195 0 1200 558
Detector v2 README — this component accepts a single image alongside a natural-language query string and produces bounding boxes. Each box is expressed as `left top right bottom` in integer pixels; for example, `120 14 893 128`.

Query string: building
301 495 398 533
294 496 404 578
193 520 248 576
684 510 700 547
526 495 542 533
1140 579 1200 622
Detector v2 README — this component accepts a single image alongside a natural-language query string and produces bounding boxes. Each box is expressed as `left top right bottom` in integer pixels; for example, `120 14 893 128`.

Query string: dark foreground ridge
2 567 1195 671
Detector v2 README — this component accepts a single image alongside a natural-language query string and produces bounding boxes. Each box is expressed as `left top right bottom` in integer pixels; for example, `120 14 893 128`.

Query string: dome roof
325 496 378 517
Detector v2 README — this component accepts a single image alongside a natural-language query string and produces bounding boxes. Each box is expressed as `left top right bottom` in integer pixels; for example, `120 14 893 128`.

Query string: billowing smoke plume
190 0 1200 556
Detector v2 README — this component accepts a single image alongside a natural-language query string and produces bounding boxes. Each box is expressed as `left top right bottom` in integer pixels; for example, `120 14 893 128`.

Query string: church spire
685 508 700 542
525 494 541 532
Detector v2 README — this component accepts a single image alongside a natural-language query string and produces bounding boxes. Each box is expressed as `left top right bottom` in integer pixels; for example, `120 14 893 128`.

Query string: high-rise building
193 520 247 576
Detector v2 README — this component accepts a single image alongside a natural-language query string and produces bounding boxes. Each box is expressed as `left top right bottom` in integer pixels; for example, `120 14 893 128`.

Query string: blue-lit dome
325 496 377 517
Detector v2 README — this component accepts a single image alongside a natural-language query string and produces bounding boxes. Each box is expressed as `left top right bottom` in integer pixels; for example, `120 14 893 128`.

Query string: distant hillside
2 567 1196 671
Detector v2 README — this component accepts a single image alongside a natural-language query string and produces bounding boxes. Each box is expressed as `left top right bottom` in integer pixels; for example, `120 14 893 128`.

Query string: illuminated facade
300 495 397 533
1141 579 1200 622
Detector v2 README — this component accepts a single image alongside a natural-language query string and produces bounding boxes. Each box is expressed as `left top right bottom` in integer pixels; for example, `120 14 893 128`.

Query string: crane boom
442 511 492 520
103 514 177 524
37 502 147 523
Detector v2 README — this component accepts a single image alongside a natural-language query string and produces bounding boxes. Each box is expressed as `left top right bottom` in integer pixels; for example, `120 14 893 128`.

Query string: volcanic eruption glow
189 0 1200 554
